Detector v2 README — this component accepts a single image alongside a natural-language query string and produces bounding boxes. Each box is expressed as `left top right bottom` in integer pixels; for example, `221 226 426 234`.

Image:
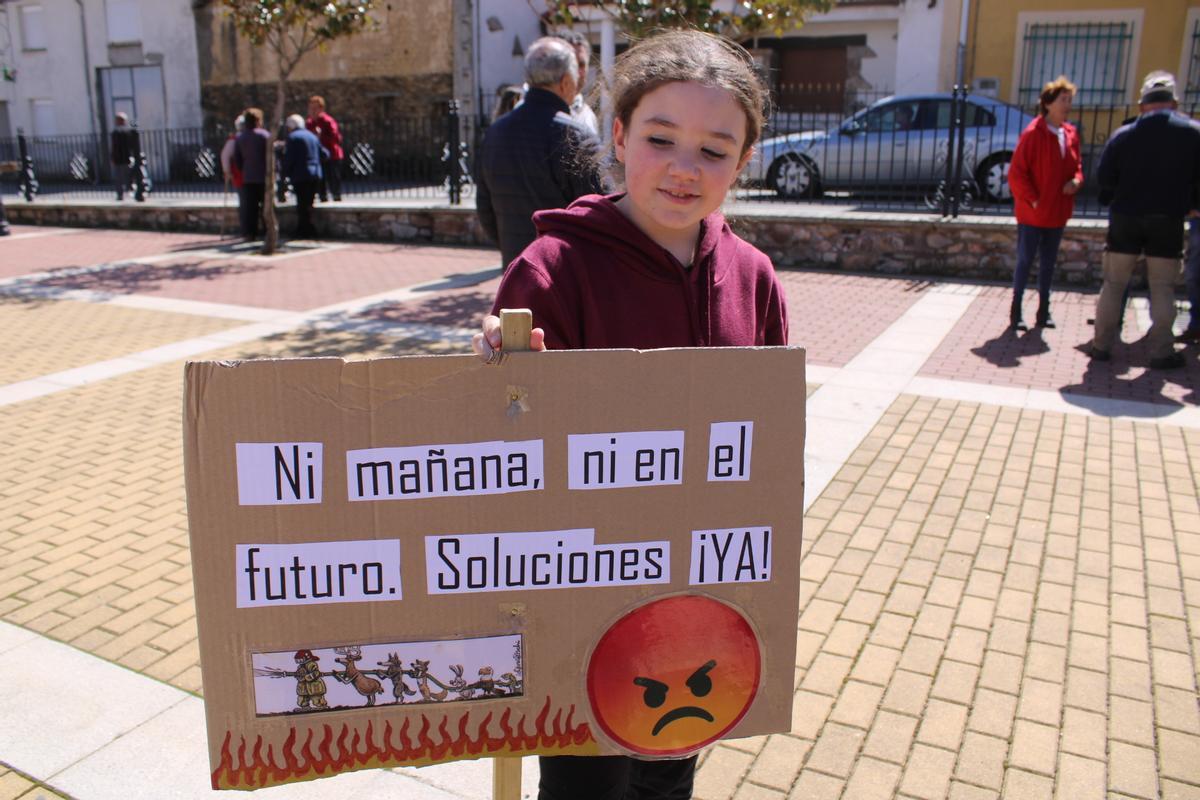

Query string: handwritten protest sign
184 347 806 790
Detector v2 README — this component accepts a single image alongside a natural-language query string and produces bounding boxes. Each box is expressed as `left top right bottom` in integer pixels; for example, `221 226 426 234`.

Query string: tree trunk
261 78 286 255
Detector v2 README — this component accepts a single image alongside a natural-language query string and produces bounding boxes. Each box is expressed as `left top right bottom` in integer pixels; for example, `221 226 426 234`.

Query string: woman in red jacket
1007 76 1083 330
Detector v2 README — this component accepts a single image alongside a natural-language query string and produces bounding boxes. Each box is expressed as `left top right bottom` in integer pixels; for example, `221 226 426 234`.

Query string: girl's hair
1038 76 1077 114
243 108 263 129
595 29 770 186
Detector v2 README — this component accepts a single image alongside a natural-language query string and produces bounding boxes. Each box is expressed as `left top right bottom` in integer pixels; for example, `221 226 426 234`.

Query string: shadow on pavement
970 326 1050 368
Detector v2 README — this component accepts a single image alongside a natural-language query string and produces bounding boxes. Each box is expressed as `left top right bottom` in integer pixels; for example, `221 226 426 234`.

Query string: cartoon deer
333 646 383 706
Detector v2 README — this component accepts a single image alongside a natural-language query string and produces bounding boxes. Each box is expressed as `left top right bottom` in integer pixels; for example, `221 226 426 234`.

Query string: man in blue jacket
1091 71 1200 370
281 114 327 239
475 37 603 267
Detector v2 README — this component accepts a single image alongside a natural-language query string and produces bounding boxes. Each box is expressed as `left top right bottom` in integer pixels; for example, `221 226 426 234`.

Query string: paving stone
898 744 956 800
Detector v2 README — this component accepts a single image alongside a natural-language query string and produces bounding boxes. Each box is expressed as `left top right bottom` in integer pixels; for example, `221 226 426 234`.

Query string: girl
472 29 788 800
1006 75 1083 331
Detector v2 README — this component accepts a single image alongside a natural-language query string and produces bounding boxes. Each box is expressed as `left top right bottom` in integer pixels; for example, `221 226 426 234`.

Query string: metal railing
5 83 1196 221
0 105 480 204
733 82 1200 218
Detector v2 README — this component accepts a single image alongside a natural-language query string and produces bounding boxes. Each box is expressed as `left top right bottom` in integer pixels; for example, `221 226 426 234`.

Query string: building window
1183 14 1200 107
30 99 55 137
19 4 48 51
105 0 142 44
1017 21 1134 107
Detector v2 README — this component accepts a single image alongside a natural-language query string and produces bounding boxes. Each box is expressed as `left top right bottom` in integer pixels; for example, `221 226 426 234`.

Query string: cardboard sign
183 347 806 790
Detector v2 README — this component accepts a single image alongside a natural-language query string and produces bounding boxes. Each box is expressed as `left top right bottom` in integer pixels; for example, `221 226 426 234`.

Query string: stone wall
729 215 1108 286
5 201 1110 286
201 74 455 133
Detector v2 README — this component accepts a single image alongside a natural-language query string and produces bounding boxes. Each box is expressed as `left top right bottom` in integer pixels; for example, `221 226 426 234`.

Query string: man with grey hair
475 36 603 267
559 30 600 136
1090 70 1200 370
280 113 327 239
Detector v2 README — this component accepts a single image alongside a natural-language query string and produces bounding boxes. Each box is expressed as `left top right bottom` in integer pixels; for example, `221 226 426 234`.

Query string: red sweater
490 194 788 350
1007 116 1083 228
305 111 344 161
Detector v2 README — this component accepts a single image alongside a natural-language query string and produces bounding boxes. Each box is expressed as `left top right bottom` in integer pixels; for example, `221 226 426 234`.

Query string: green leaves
221 0 376 47
544 0 834 40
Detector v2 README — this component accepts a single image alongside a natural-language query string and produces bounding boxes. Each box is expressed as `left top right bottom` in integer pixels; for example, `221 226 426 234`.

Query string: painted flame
211 697 597 790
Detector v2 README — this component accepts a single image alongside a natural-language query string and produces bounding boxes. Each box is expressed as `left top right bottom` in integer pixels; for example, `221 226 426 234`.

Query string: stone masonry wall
728 215 1108 286
6 202 1110 286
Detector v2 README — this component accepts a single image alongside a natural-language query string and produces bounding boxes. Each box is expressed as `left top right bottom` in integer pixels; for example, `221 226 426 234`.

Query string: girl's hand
1062 178 1081 195
472 314 547 362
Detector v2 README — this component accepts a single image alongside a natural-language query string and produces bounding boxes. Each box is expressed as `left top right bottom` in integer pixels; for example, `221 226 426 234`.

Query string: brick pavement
921 286 1199 407
0 227 1197 800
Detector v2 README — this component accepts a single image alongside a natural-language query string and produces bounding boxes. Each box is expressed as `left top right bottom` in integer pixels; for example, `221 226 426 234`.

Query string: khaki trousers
1092 252 1181 359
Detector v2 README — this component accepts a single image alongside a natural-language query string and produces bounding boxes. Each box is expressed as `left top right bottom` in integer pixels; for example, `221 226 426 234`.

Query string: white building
0 0 202 140
470 0 962 120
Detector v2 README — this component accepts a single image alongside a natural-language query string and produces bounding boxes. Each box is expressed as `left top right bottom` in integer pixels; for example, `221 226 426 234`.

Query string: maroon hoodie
490 194 788 350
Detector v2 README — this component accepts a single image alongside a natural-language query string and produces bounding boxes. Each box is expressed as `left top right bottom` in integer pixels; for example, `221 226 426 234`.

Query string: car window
918 100 998 129
862 101 918 133
966 103 996 127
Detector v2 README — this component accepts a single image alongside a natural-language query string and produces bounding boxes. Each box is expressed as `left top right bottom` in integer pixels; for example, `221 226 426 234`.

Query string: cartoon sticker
586 594 761 756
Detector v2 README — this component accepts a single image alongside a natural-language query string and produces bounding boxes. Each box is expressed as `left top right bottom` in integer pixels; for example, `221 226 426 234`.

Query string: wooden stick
492 306 532 799
499 308 533 352
492 755 523 800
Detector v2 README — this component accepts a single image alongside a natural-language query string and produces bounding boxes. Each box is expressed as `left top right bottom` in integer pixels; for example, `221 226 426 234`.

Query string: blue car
748 93 1037 202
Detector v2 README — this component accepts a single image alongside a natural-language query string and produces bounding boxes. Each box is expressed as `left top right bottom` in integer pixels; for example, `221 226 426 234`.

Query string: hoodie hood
532 193 731 283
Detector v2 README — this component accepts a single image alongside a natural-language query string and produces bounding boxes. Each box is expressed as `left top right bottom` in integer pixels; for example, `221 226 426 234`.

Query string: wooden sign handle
499 308 533 353
492 755 522 800
493 307 530 798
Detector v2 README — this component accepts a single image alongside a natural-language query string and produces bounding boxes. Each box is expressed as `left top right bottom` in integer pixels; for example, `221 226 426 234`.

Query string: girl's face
613 81 753 256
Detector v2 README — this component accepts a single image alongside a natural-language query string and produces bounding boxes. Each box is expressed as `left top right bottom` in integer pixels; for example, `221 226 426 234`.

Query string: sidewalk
0 225 1197 800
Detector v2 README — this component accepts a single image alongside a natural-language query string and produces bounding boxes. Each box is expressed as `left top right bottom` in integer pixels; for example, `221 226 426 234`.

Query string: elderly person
559 30 599 136
280 114 327 239
233 108 270 240
1006 76 1083 330
474 36 603 267
306 95 344 202
1090 71 1200 369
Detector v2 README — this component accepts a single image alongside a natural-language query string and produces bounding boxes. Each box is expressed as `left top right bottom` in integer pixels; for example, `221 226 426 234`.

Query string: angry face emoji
586 594 761 755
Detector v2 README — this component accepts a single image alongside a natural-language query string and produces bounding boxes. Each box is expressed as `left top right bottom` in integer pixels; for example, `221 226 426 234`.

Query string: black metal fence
733 81 1200 218
0 106 480 204
4 83 1197 220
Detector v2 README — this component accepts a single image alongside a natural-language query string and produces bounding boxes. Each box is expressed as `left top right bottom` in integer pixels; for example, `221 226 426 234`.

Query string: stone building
192 0 458 132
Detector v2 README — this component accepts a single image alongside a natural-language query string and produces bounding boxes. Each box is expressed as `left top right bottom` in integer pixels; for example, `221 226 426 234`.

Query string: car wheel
768 153 820 199
975 153 1013 203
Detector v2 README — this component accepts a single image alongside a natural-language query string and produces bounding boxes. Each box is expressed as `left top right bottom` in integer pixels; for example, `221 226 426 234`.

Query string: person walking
1006 76 1083 330
233 108 271 241
280 114 327 239
475 37 603 268
1090 71 1200 370
306 96 344 202
472 30 786 798
110 112 138 201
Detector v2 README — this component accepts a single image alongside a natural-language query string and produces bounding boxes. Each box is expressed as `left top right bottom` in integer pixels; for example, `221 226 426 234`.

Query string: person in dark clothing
110 112 138 201
1090 71 1200 370
233 108 271 241
306 95 344 202
475 36 603 268
473 30 785 800
280 114 327 239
